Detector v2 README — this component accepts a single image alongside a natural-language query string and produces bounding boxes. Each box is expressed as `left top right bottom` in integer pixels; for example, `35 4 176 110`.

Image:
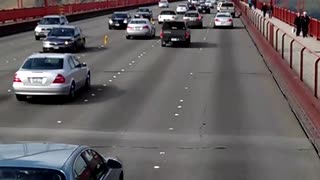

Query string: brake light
215 18 220 22
185 31 190 38
198 15 202 20
127 25 133 30
143 25 149 29
13 73 22 82
228 18 233 22
53 74 65 84
160 31 164 38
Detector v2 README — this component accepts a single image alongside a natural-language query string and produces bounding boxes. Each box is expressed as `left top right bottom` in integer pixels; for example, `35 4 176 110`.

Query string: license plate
171 38 179 41
32 78 43 84
53 46 59 49
115 24 120 26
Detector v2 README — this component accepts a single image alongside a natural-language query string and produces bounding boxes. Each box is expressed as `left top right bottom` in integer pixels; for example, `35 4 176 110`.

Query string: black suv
160 21 191 47
198 3 210 13
108 12 132 29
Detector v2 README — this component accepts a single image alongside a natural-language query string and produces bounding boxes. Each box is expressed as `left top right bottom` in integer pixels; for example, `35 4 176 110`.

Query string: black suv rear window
221 3 234 7
160 11 176 15
162 22 186 30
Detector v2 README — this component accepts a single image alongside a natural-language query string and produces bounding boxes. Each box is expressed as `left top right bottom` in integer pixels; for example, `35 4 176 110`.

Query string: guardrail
234 0 320 152
238 0 320 40
0 0 156 24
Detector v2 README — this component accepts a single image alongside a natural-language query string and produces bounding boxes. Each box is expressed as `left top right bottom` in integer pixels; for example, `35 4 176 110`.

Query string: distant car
213 12 233 28
187 3 197 10
134 12 153 21
198 3 211 13
176 4 188 14
0 143 124 180
34 15 69 40
160 21 191 47
183 11 203 28
158 10 177 24
137 7 153 17
205 0 215 8
191 0 200 6
13 53 90 101
218 2 235 17
126 18 156 39
42 26 86 52
108 12 132 29
159 0 169 8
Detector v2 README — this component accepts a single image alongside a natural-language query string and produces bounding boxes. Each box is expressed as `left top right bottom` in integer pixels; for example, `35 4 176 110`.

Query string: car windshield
0 167 65 180
163 22 186 30
160 11 176 15
221 3 234 7
217 14 231 17
48 28 75 37
129 20 147 24
39 18 60 25
112 13 128 18
185 13 199 17
138 8 149 12
22 58 64 70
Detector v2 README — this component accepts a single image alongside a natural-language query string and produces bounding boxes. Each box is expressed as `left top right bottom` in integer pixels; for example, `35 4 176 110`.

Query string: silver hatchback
12 53 91 101
126 18 156 39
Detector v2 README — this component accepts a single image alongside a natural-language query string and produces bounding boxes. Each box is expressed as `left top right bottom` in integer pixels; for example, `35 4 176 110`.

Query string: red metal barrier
0 0 167 24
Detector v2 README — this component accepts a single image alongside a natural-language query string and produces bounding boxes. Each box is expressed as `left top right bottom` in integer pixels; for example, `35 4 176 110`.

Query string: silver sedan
126 18 156 39
12 53 90 101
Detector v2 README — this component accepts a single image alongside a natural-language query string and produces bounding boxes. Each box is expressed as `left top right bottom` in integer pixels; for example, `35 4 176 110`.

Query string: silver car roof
27 53 72 59
51 25 77 29
130 18 150 22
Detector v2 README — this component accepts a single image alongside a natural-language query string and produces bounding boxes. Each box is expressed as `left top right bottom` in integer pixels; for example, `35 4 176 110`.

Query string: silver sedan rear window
129 20 147 24
22 58 64 70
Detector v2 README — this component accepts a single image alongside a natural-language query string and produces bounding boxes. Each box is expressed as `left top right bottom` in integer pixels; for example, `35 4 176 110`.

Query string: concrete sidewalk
240 1 320 98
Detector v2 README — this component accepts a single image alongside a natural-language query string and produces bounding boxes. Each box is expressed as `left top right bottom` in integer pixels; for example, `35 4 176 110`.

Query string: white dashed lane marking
168 128 174 131
177 105 182 109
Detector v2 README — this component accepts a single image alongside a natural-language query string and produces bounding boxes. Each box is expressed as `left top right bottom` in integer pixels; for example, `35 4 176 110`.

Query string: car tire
126 35 131 39
42 48 48 53
85 72 91 89
81 39 86 50
16 95 27 101
119 172 124 180
109 26 113 30
199 24 203 29
35 36 40 41
67 82 76 101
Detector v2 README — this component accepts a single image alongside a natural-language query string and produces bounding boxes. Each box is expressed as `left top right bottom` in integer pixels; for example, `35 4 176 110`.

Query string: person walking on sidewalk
248 0 252 9
301 11 310 38
261 3 268 17
268 3 273 18
294 12 302 36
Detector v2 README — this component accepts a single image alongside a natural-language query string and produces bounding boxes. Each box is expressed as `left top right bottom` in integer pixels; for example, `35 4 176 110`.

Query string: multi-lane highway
0 2 320 179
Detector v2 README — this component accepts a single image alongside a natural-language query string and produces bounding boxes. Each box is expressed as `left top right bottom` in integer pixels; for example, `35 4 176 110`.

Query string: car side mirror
81 62 87 67
107 159 122 169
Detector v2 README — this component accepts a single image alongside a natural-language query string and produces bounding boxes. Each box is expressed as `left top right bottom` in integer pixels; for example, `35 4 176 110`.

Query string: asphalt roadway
0 1 320 179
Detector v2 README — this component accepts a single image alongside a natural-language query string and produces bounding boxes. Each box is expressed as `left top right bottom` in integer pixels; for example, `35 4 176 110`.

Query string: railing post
275 28 280 51
314 58 320 98
266 21 270 40
289 39 295 69
263 18 266 36
281 33 286 59
300 47 306 81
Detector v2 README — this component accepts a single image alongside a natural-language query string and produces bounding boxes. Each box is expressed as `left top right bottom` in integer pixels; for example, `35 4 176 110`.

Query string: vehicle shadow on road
129 36 161 40
79 46 108 54
26 85 125 105
189 42 218 48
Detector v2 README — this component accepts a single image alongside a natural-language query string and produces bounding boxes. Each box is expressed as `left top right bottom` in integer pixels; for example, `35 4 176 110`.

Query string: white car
213 12 233 28
126 18 156 39
13 53 90 101
191 0 200 6
176 4 188 14
205 0 215 8
34 15 69 40
218 2 235 17
159 0 169 8
158 10 177 24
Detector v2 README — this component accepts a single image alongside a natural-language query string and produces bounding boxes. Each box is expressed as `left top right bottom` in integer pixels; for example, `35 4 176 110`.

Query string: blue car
0 143 124 180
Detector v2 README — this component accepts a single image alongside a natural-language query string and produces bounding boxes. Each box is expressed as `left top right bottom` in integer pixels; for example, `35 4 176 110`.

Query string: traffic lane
0 9 212 133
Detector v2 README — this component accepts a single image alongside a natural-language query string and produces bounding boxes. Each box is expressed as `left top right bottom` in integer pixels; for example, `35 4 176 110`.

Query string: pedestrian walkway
238 1 320 99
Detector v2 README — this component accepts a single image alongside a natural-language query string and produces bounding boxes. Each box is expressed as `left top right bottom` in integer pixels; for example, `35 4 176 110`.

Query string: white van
219 2 235 17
